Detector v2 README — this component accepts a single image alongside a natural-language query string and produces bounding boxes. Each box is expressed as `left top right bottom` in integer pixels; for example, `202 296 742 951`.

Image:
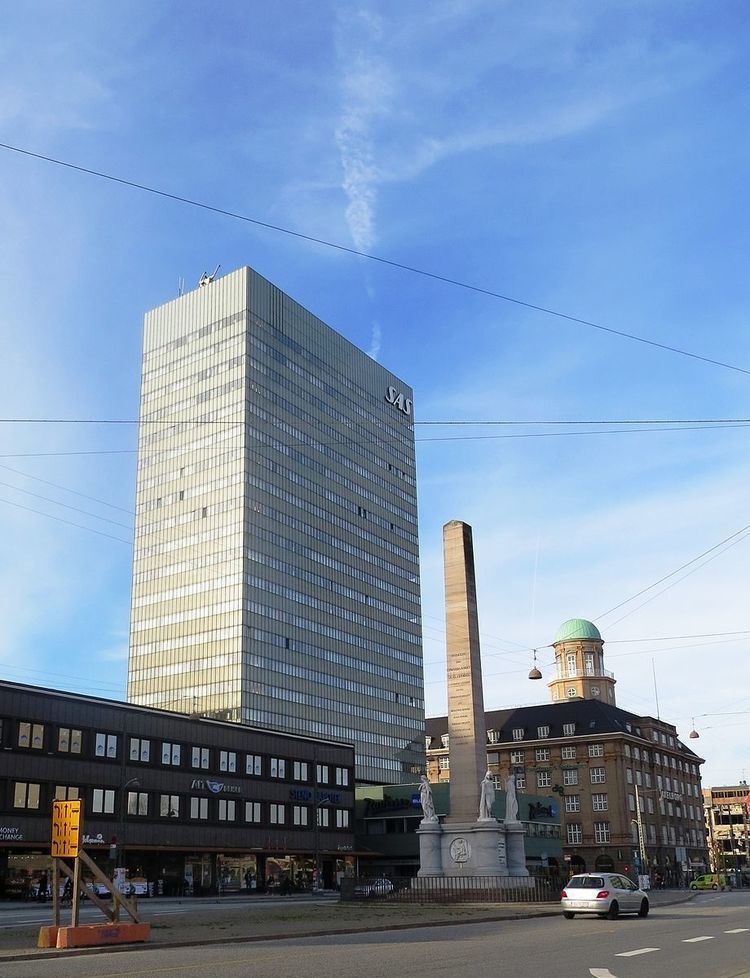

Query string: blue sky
1 1 749 787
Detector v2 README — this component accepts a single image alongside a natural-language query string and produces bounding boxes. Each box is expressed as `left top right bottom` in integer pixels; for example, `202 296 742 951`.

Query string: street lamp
118 778 140 870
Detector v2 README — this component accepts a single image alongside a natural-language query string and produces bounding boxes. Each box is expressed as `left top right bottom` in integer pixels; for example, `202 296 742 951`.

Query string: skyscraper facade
127 267 424 783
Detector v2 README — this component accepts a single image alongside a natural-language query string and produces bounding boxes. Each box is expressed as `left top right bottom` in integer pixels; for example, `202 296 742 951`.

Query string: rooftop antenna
198 264 221 288
651 657 661 719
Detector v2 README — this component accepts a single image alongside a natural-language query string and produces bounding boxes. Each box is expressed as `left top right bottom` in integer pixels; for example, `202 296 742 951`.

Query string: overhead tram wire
2 140 750 378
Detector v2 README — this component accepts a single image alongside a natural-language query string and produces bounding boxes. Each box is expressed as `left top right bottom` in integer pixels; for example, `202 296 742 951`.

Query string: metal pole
635 783 647 876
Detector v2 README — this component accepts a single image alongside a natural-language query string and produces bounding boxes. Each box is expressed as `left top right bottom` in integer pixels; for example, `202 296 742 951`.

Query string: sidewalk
0 888 696 963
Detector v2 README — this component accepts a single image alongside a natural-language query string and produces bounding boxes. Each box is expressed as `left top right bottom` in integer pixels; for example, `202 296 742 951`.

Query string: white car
353 878 394 898
561 872 649 919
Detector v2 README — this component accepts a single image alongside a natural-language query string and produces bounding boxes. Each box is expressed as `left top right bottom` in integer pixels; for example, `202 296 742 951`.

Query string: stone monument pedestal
505 821 530 876
418 819 512 878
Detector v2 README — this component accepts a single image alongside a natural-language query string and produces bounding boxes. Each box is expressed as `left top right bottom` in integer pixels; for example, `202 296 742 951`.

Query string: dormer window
425 736 432 751
487 729 500 744
441 734 449 749
512 728 525 741
537 725 550 739
563 722 576 736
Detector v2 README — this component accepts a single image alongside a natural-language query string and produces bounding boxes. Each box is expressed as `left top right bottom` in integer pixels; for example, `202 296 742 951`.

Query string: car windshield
567 876 604 889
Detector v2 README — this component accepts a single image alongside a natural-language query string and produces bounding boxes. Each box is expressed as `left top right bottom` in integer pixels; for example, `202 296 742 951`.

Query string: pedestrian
244 869 252 892
37 872 48 903
62 876 73 905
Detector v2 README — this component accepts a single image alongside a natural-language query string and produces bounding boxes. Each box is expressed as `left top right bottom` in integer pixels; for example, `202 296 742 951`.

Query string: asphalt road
2 891 748 978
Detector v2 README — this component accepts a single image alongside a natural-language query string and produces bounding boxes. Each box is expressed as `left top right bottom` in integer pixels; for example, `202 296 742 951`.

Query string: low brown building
427 619 708 882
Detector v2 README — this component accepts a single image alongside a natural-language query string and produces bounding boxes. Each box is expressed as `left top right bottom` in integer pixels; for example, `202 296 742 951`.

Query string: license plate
569 901 586 908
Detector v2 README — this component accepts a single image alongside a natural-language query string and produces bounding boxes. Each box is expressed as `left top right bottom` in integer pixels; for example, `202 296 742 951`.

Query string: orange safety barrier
37 926 59 948
55 922 150 948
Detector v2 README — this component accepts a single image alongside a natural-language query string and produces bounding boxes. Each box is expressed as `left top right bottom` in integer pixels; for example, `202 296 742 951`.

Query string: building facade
0 681 355 897
127 267 424 783
703 783 750 881
426 620 708 882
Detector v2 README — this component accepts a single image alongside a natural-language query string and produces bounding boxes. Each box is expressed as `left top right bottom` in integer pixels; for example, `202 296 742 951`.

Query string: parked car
561 873 649 919
353 878 394 898
690 874 726 891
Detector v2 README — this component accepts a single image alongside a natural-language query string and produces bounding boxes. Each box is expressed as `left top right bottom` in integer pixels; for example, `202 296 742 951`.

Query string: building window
58 728 82 754
624 745 631 758
219 751 237 773
95 732 118 758
92 788 115 814
567 823 582 844
293 761 309 782
626 768 633 784
487 729 500 744
510 750 524 764
584 652 595 675
192 747 210 769
317 806 330 828
437 756 450 772
565 795 581 813
293 805 308 826
535 748 550 762
536 770 551 788
635 770 642 786
18 722 44 750
563 723 576 737
246 754 262 776
127 791 149 816
512 728 524 741
270 803 285 825
160 794 180 818
588 743 604 757
13 782 40 809
514 770 526 789
245 801 261 823
633 747 640 761
592 793 608 811
537 725 550 739
590 767 606 784
316 764 329 784
54 786 80 801
270 758 286 779
591 685 600 697
628 793 636 812
594 822 611 844
561 746 576 760
563 768 578 786
566 687 577 698
335 766 349 786
441 734 449 748
130 738 151 763
162 742 181 766
190 797 208 820
218 799 236 821
336 809 350 829
566 653 576 677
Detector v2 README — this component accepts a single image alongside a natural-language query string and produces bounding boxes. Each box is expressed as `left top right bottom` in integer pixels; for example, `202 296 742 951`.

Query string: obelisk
443 520 487 822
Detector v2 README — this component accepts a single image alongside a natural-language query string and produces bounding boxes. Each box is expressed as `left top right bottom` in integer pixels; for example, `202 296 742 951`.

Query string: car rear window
567 876 604 889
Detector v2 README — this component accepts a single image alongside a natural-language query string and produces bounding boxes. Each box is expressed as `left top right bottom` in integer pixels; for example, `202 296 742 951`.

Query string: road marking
590 970 619 978
615 948 660 957
683 936 715 943
725 928 749 933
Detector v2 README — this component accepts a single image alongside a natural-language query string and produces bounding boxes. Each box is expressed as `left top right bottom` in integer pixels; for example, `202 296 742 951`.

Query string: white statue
478 770 496 820
505 773 519 822
419 775 438 822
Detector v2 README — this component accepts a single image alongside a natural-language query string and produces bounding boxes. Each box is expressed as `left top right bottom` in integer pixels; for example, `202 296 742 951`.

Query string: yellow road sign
51 800 82 857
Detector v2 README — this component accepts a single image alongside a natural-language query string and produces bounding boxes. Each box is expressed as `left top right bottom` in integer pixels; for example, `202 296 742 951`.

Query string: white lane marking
725 928 749 933
683 936 715 943
590 970 619 978
615 948 660 957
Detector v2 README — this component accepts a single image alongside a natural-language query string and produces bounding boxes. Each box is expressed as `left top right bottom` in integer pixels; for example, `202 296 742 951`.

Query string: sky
0 1 749 788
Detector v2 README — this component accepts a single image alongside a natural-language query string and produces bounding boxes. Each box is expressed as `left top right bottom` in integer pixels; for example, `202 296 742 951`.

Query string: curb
0 892 698 964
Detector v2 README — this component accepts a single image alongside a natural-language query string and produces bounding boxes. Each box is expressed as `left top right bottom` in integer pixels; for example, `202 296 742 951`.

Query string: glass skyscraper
127 266 424 783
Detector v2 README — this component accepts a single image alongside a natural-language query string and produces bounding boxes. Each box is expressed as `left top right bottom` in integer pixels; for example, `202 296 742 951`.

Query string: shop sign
190 779 241 795
661 790 681 801
290 789 313 802
319 791 341 805
337 844 353 852
82 833 106 846
0 826 23 841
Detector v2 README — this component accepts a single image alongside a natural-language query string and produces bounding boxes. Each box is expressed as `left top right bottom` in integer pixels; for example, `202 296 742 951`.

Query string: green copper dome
554 619 602 644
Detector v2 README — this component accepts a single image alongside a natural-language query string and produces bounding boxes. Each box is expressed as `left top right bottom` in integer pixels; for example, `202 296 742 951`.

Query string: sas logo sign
385 386 413 416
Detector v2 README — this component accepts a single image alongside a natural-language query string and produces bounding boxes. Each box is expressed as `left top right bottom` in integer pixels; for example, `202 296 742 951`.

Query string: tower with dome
548 618 617 706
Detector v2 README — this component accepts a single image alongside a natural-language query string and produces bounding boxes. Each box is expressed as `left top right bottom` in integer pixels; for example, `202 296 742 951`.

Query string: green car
690 874 726 890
